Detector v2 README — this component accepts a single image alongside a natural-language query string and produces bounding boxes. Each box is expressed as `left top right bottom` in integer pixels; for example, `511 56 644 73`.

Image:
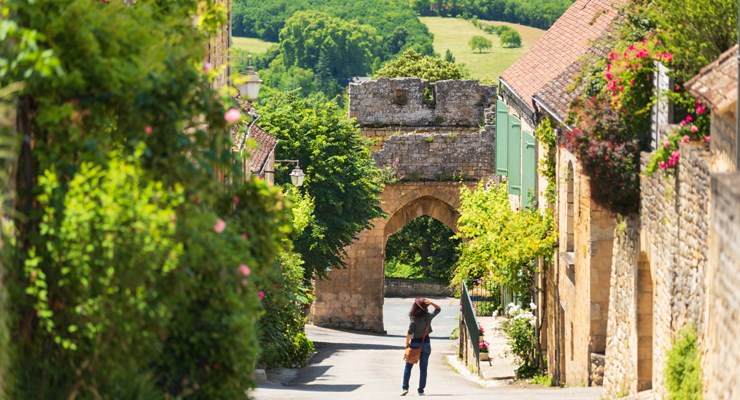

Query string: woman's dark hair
409 298 429 317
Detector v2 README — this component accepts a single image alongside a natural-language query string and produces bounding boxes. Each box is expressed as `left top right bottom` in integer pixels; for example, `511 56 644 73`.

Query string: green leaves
257 90 383 279
375 49 467 82
453 182 556 294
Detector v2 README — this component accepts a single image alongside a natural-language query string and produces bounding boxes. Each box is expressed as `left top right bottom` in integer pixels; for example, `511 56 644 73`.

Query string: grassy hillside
232 36 277 54
420 17 545 82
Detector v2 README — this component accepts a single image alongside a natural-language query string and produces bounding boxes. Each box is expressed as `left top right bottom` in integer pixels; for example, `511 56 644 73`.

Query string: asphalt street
252 297 602 400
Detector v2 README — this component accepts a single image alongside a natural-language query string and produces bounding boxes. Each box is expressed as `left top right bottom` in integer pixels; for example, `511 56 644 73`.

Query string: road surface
252 297 602 399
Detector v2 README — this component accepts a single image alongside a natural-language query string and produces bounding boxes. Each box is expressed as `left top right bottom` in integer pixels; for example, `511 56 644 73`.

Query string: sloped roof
246 123 277 175
500 0 625 114
687 44 738 115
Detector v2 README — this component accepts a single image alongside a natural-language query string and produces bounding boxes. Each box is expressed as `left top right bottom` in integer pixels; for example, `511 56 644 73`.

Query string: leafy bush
500 30 522 48
20 148 183 397
375 49 468 82
501 303 540 378
665 325 703 400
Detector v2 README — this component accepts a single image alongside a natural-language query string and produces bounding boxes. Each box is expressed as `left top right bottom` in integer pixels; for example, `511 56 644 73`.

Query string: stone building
602 45 739 399
497 0 624 386
207 0 232 91
310 78 497 332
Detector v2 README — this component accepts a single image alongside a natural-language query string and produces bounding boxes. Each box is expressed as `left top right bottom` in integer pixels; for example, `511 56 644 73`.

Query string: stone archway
310 182 470 332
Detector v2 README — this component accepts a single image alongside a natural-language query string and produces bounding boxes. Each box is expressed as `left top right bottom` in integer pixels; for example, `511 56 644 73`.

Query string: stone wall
311 183 471 332
704 173 740 399
550 148 615 387
709 112 738 173
604 142 711 398
349 78 496 127
642 142 710 398
207 0 231 91
384 278 454 297
371 129 494 182
603 216 640 398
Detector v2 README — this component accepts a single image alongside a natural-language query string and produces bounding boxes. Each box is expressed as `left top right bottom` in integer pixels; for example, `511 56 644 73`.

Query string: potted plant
479 340 490 361
478 326 485 340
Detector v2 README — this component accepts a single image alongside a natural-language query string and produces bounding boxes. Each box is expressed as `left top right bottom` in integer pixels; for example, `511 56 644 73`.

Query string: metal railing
461 282 481 374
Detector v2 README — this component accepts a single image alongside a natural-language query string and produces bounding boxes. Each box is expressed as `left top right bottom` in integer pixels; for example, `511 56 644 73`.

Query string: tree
280 11 380 81
452 182 556 295
385 216 460 282
469 35 493 53
500 30 522 48
256 90 384 279
444 49 456 63
375 49 467 81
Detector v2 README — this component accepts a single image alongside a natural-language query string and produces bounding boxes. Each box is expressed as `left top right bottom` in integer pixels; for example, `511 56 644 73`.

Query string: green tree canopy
385 216 460 282
279 11 380 81
469 35 493 53
257 90 384 279
500 30 522 48
452 182 556 295
375 49 467 82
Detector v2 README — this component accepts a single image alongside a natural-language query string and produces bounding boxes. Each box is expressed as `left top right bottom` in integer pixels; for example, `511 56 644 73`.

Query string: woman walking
402 297 441 396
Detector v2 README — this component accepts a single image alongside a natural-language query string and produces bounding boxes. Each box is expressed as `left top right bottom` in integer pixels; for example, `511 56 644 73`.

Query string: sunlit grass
420 17 545 82
232 36 277 54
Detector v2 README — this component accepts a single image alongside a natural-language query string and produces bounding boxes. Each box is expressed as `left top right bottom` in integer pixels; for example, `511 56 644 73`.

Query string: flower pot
480 352 490 361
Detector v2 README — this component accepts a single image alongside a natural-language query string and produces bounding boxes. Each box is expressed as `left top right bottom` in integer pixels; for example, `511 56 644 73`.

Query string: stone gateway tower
310 78 497 332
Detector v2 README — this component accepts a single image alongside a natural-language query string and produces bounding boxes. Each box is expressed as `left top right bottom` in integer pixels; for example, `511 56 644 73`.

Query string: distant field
420 17 545 82
232 36 277 54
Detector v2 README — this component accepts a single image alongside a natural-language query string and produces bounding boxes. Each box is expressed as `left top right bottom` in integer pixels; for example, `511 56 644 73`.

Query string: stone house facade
207 0 231 91
602 45 739 399
497 0 624 386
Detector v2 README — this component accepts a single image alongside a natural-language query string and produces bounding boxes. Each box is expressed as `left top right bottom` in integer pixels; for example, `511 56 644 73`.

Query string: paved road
252 297 602 400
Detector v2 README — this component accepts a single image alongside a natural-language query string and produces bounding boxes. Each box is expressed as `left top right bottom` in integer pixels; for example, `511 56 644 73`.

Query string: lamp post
236 55 263 101
274 159 305 187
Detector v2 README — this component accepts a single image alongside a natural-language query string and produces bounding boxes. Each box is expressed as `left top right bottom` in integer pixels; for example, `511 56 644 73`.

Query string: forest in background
409 0 573 29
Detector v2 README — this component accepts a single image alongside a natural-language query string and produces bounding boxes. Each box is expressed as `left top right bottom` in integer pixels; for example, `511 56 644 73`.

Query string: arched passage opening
382 195 460 331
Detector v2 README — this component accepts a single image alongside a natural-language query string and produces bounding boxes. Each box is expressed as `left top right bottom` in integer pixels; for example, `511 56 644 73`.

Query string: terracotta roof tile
500 0 626 113
245 123 277 175
687 44 738 114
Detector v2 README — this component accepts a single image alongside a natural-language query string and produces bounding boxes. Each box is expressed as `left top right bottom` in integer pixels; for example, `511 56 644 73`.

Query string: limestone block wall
705 173 740 399
550 148 615 386
603 216 640 398
637 142 710 398
349 78 496 127
311 183 469 332
709 112 738 173
207 0 231 91
370 128 494 182
384 278 454 297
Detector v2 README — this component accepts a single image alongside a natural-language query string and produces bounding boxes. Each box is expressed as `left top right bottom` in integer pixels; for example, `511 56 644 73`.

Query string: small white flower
529 302 537 310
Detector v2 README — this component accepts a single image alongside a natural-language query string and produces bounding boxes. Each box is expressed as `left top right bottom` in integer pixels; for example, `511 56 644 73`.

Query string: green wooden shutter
521 130 536 209
495 100 509 176
508 115 521 197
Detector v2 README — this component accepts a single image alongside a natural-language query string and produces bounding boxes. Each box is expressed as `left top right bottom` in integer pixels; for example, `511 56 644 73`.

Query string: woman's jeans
402 339 432 393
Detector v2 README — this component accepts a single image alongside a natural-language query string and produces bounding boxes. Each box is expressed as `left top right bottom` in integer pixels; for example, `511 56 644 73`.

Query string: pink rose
704 136 711 142
238 264 251 277
690 125 698 133
224 108 242 124
203 62 213 74
663 141 671 149
258 291 265 300
214 218 226 233
681 135 689 143
145 125 152 134
241 233 248 240
696 105 706 115
685 115 693 123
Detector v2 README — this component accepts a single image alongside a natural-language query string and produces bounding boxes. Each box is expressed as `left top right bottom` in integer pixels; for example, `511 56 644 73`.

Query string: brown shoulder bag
403 320 429 364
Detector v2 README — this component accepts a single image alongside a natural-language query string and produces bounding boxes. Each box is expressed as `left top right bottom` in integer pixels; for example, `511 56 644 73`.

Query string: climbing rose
681 135 690 143
258 291 265 300
145 125 152 134
241 233 248 240
214 218 226 233
696 105 707 115
690 125 698 133
705 136 711 142
203 62 213 74
234 195 240 205
224 108 241 124
238 264 251 277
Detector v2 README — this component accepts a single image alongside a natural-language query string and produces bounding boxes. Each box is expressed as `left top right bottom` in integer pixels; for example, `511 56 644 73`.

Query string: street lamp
275 159 305 187
236 55 263 101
